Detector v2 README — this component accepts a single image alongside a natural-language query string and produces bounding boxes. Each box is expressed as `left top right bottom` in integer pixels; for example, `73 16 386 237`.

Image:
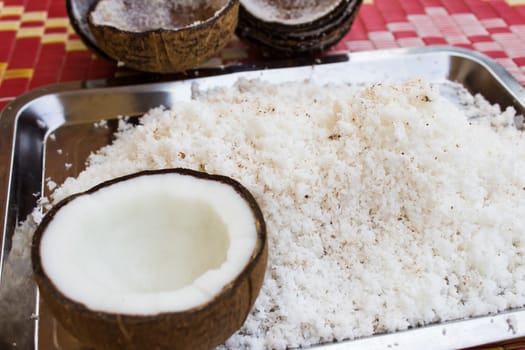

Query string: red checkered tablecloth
1 1 525 349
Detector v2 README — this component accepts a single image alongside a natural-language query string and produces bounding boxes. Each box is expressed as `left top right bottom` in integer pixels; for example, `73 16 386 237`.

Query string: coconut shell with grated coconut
86 0 239 73
32 168 267 350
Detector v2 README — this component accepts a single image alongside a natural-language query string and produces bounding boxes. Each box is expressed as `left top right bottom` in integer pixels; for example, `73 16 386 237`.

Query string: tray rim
2 45 525 349
2 44 525 117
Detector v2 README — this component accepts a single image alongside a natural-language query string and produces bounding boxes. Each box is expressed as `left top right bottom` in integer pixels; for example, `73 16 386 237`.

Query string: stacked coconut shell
237 0 364 56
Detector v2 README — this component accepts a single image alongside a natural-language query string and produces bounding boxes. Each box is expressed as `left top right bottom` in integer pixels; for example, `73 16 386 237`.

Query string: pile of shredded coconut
2 78 525 349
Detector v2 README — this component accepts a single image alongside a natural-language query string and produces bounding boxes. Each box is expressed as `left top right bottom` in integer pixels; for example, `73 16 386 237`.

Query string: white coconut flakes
2 78 525 349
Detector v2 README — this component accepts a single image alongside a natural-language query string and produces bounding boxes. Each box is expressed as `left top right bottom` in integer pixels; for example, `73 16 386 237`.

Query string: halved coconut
237 0 363 56
86 0 239 73
32 169 267 350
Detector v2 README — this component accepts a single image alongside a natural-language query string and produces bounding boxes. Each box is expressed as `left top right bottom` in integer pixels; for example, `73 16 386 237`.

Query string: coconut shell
32 168 267 350
237 0 363 57
87 1 239 73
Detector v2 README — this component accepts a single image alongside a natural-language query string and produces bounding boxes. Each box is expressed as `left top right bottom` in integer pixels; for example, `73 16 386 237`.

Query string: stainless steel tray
1 46 525 350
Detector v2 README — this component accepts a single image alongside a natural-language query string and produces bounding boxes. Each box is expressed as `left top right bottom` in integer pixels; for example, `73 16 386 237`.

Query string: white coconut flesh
240 0 343 25
39 173 258 315
90 0 230 32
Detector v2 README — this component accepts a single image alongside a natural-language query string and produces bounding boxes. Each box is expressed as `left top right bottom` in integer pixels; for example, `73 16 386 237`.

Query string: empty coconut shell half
237 0 363 56
32 169 267 350
86 0 239 73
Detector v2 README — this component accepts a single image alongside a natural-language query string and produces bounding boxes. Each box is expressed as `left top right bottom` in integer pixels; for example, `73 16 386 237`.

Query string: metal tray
1 46 525 350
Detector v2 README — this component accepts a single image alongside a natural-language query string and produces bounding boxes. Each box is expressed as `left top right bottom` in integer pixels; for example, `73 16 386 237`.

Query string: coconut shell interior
89 1 227 32
241 0 346 29
32 168 267 350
